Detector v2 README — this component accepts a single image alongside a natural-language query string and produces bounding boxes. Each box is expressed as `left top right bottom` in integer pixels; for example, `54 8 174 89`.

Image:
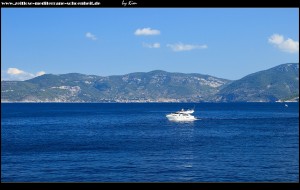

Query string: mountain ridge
215 63 299 102
1 63 299 102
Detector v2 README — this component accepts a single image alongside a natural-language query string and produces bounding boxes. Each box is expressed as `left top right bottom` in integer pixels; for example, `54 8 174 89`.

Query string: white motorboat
166 108 197 121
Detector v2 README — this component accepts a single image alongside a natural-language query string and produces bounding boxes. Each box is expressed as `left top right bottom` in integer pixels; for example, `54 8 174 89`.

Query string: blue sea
1 103 299 182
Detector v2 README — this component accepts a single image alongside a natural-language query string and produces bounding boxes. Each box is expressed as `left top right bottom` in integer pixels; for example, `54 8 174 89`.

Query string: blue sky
1 8 299 81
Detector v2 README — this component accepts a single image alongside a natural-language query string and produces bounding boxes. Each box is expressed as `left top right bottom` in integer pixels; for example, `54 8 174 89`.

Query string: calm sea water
1 103 299 182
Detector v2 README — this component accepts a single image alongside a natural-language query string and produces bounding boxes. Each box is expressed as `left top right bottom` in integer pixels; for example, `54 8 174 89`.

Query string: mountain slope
1 70 230 102
215 63 299 102
1 63 298 102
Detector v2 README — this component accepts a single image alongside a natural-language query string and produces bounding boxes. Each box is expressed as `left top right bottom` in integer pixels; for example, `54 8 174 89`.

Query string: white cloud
268 34 284 45
86 32 97 40
36 71 46 76
167 42 208 52
3 68 46 81
134 28 160 36
268 34 299 53
7 68 25 75
142 42 160 48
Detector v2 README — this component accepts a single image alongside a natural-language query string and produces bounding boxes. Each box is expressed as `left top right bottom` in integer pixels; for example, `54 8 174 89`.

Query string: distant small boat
285 104 288 107
166 108 197 122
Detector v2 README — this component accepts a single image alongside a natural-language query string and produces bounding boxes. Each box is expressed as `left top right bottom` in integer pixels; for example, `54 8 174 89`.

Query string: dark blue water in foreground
1 103 299 182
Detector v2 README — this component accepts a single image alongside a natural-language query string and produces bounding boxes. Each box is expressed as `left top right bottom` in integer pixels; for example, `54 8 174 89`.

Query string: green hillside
216 63 299 102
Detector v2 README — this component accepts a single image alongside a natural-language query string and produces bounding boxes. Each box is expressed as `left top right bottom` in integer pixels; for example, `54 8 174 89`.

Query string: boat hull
166 114 197 121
